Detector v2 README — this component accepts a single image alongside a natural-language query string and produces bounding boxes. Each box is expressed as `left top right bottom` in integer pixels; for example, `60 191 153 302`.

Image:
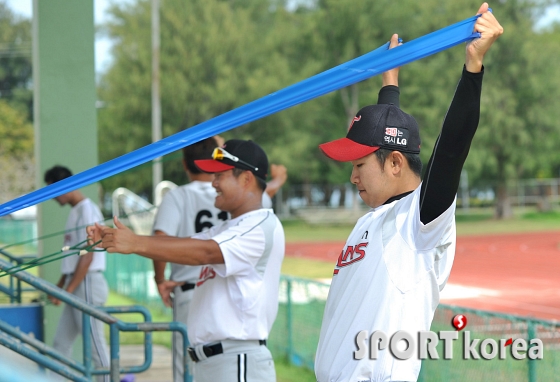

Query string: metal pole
110 323 121 382
286 278 294 363
82 312 92 380
528 321 536 382
151 0 162 201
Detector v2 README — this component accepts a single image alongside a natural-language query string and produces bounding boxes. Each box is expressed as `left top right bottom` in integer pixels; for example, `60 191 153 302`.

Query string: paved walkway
120 344 173 382
0 343 173 381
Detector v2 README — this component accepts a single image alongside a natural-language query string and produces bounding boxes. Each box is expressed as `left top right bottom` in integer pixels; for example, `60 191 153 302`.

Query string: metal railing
0 256 191 382
0 248 37 303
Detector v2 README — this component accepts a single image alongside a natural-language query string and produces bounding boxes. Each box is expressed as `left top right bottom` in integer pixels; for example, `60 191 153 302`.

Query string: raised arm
377 34 401 107
419 3 503 224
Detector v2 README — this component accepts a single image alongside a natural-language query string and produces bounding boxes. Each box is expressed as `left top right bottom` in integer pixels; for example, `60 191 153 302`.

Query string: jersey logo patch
196 266 216 286
334 242 368 274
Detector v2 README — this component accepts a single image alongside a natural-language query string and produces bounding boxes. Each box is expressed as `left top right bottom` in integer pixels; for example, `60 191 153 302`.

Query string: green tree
98 0 560 217
0 99 34 203
98 0 296 198
0 1 32 120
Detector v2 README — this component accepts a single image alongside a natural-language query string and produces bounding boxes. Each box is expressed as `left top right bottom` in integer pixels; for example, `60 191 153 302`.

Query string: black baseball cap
319 104 421 161
195 139 269 181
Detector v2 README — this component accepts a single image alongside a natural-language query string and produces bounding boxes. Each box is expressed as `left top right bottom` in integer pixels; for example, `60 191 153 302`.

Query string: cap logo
385 127 398 137
348 115 362 131
384 127 409 147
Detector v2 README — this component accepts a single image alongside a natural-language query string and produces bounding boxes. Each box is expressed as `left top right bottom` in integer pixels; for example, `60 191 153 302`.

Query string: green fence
104 253 164 308
0 219 37 254
418 305 560 382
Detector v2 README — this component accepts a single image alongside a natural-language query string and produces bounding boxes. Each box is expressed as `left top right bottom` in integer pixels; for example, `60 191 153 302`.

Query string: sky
5 0 560 76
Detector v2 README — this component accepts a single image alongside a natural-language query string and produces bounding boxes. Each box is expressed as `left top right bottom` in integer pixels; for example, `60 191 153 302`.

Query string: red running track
285 230 560 321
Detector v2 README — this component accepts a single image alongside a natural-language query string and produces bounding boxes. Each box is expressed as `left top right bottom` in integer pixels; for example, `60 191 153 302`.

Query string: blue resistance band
0 13 483 217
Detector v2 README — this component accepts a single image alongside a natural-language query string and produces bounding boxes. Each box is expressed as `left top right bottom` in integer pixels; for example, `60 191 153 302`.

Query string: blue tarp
0 14 482 217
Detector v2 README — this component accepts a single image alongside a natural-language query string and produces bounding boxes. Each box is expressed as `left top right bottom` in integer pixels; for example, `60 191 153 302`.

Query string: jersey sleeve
381 187 455 294
152 191 182 236
395 185 455 252
209 219 267 278
419 66 484 224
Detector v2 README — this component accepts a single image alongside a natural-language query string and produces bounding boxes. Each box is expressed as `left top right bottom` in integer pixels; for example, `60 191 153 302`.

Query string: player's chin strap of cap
188 340 267 362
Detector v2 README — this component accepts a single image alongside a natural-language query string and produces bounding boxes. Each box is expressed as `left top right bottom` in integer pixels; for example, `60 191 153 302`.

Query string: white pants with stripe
172 285 195 382
53 271 110 382
192 340 275 382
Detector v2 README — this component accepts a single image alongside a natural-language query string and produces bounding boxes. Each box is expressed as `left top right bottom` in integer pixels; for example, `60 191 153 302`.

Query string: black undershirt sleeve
377 85 400 107
419 66 484 224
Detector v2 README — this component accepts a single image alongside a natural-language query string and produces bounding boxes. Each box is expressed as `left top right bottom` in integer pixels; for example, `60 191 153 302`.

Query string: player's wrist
154 275 166 284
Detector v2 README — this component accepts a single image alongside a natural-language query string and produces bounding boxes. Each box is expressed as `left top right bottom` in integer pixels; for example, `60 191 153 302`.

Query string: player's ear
245 170 260 190
389 151 404 175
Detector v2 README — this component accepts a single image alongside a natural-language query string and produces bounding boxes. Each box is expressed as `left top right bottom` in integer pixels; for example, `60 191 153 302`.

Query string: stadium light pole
151 0 162 202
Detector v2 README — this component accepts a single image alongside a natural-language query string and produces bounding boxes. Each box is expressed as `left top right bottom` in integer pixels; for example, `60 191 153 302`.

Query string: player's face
47 182 70 206
350 153 394 208
212 170 244 213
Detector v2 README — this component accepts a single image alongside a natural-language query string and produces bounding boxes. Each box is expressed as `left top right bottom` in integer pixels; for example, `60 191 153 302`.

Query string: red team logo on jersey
196 266 216 286
334 242 368 274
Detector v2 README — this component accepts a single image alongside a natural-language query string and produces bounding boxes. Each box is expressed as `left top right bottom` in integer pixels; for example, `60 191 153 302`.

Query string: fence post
82 312 92 380
110 323 121 382
286 277 294 364
528 321 536 382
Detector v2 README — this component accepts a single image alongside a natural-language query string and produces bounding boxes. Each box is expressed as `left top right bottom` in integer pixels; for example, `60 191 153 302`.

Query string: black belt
180 283 195 292
188 340 267 362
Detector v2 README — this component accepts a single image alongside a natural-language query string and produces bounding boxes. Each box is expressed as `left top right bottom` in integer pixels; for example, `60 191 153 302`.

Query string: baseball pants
53 271 110 382
172 284 195 382
191 339 275 382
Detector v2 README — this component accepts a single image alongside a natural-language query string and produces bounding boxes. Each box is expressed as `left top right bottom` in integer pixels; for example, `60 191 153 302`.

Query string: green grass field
282 208 560 243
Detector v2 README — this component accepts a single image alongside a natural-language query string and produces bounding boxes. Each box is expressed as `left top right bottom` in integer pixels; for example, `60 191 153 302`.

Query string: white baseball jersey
61 198 106 275
152 181 228 283
315 185 456 382
186 208 285 346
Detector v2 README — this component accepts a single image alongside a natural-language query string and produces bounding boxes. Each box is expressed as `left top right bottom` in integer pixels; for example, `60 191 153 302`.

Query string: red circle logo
452 314 467 331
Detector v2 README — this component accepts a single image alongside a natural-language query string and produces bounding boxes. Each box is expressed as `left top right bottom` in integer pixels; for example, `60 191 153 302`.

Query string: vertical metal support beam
151 0 162 200
110 324 120 382
528 321 537 382
182 329 192 382
82 312 92 380
33 0 98 354
286 278 294 363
